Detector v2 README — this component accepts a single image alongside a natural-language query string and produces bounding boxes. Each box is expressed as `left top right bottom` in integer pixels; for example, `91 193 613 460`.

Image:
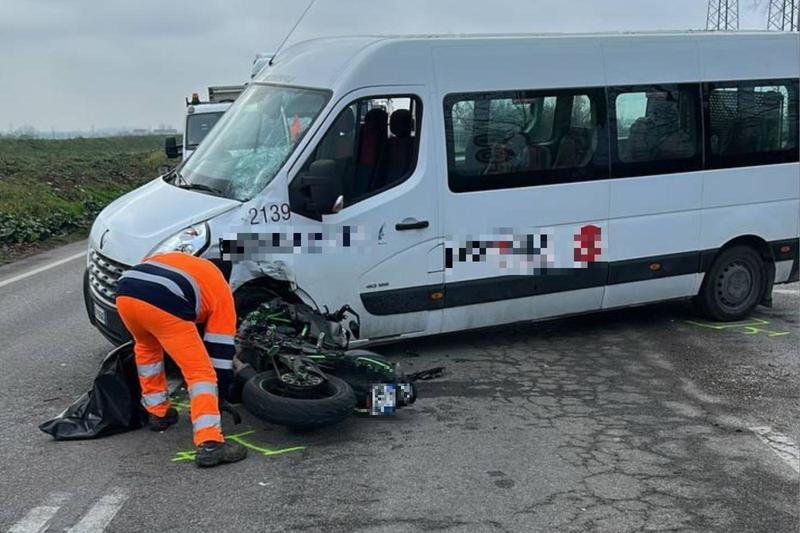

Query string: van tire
696 245 766 322
242 371 356 429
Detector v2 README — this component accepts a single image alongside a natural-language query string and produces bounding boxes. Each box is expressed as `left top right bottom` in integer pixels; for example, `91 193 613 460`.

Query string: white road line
67 488 129 533
7 492 70 533
0 251 85 289
751 426 800 474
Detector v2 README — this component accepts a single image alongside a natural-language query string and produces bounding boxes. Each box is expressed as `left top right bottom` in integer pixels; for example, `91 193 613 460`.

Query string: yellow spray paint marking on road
172 451 198 462
684 318 790 338
167 395 307 461
170 399 191 413
171 430 306 462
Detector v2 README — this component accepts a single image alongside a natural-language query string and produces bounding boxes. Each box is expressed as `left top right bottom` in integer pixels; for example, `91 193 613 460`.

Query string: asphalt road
1 241 798 532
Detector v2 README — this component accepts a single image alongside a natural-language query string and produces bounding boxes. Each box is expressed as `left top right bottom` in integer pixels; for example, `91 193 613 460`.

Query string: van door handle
396 219 429 231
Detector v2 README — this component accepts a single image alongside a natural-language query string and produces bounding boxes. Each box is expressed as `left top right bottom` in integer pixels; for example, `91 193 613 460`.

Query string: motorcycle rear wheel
242 371 356 429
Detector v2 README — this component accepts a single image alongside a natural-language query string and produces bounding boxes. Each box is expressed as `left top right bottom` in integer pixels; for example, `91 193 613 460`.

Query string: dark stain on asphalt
494 478 516 489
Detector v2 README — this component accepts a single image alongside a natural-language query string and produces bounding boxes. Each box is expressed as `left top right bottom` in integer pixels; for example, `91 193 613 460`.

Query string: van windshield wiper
168 169 225 196
176 182 225 197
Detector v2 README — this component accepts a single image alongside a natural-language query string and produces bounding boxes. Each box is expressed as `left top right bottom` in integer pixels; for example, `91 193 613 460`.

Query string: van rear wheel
697 245 766 322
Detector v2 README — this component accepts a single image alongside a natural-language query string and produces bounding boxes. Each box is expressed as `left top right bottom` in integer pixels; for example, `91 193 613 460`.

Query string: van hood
91 177 240 265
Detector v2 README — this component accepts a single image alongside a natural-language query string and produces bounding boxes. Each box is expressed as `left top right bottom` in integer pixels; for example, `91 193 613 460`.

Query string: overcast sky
0 0 770 132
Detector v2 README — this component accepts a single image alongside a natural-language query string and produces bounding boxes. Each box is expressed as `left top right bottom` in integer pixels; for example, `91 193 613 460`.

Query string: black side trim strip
771 238 800 283
359 285 444 316
536 263 610 295
607 251 700 285
770 238 800 264
699 249 718 273
445 274 536 308
360 239 798 315
789 258 800 284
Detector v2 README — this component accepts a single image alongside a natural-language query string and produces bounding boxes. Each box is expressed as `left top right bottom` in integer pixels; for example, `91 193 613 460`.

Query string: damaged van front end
84 82 333 344
83 177 242 344
86 37 444 348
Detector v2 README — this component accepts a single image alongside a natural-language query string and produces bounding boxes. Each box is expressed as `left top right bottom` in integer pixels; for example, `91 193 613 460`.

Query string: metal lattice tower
707 0 740 30
767 0 799 30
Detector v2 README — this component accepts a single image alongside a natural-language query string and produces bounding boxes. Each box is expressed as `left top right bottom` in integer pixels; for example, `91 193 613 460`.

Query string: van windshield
178 84 330 201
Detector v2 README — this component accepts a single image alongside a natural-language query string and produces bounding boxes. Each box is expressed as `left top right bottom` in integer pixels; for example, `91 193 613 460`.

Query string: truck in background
162 53 273 163
164 85 245 161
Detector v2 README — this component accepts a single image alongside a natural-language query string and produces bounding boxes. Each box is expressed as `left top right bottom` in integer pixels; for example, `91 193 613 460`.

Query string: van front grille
88 250 129 306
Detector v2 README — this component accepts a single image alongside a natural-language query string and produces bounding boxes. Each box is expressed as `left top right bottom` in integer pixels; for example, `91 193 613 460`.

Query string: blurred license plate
370 384 397 416
94 305 107 325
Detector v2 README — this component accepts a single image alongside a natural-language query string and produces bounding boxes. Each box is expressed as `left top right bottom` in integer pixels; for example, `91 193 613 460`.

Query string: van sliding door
440 87 611 332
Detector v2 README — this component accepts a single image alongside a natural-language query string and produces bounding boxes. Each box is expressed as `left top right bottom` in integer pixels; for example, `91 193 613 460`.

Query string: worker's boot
148 407 179 431
195 441 248 468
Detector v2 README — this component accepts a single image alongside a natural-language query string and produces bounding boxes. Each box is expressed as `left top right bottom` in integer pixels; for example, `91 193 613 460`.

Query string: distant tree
14 125 38 139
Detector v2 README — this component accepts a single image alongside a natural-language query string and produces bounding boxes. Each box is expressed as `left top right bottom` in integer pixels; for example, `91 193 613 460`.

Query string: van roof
254 31 799 93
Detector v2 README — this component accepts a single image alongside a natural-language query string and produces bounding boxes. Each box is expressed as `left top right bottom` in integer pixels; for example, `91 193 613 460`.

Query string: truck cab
181 102 230 160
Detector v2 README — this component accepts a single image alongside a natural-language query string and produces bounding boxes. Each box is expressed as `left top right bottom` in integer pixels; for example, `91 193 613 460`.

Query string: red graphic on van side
574 225 602 263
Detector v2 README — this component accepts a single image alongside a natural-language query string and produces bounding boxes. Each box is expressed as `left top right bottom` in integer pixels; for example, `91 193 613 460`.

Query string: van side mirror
294 159 342 217
165 136 182 159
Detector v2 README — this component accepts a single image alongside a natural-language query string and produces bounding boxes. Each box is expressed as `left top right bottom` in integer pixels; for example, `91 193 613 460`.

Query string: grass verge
0 135 173 265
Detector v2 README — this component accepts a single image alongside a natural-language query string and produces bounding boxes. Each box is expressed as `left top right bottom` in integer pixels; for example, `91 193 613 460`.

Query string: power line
707 0 740 30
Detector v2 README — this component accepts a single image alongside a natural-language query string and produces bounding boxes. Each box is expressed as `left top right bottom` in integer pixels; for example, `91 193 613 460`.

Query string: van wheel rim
717 262 753 309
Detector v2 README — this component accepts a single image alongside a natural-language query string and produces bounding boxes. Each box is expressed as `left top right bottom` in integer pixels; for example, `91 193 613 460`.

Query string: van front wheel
697 245 766 322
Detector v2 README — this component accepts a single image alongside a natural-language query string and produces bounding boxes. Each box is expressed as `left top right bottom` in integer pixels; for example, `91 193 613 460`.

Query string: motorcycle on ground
234 299 418 429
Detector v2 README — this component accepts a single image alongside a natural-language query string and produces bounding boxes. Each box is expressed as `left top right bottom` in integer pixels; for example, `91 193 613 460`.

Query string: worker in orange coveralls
115 252 247 468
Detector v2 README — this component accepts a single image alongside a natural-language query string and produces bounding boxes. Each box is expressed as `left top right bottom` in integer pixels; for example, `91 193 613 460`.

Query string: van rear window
705 79 799 169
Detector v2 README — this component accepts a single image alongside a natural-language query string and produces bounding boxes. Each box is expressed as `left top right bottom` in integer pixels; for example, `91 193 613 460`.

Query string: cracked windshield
178 84 330 201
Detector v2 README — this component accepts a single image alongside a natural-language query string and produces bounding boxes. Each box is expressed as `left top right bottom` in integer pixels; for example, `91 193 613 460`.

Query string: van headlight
149 222 209 256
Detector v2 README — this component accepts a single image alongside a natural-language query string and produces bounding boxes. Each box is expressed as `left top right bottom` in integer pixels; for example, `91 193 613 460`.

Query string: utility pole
767 0 799 30
707 0 740 30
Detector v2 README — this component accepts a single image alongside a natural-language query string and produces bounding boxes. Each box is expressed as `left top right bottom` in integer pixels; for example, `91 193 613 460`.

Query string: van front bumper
83 269 130 345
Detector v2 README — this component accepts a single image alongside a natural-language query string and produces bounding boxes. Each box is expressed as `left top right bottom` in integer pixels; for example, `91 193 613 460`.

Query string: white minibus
84 31 800 345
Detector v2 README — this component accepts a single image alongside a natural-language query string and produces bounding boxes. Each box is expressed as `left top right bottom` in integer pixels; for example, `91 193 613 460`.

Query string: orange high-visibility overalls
115 252 237 445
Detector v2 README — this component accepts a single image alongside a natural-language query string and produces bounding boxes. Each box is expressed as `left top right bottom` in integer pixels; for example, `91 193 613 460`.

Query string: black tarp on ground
40 342 148 440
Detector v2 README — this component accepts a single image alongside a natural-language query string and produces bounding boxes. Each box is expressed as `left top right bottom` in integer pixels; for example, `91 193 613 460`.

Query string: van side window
295 95 422 211
705 79 799 169
609 84 702 178
445 89 608 193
